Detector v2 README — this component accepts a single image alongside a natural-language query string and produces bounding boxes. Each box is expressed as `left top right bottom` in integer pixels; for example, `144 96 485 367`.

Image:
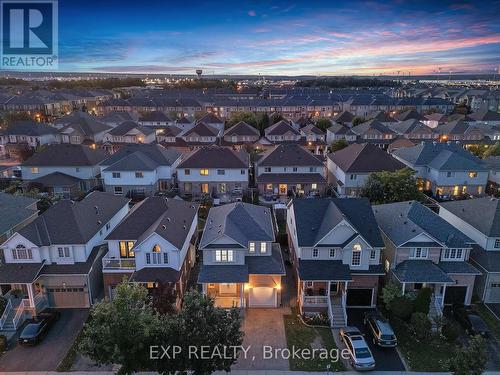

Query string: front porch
203 283 245 308
0 283 49 331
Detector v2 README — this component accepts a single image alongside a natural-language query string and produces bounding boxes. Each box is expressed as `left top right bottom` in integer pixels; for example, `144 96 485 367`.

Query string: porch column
402 282 406 296
327 281 331 296
240 284 245 308
202 283 207 295
27 283 35 308
441 284 447 308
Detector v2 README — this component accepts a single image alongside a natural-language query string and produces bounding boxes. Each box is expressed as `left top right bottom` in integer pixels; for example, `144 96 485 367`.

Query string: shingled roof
328 143 405 173
257 144 324 167
22 144 108 167
178 146 248 169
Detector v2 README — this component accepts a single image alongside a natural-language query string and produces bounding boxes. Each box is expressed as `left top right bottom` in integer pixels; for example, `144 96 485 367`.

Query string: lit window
312 248 319 258
312 183 317 190
249 242 255 253
200 169 209 176
31 167 39 174
352 243 362 266
120 241 135 258
153 244 161 253
468 171 477 178
260 243 266 253
266 184 273 190
215 250 233 262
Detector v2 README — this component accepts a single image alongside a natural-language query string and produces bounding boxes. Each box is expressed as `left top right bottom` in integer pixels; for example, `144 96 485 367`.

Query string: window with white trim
443 248 464 260
370 250 376 260
312 248 319 258
410 247 428 259
352 243 362 266
215 250 234 262
260 242 266 253
112 172 121 178
12 244 32 260
329 248 336 258
249 242 255 253
495 239 500 248
58 247 70 258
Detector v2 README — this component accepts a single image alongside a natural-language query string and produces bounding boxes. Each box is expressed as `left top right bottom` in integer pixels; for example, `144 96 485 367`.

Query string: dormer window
249 242 255 253
120 241 135 258
443 248 463 260
12 244 32 260
58 246 70 258
260 243 266 253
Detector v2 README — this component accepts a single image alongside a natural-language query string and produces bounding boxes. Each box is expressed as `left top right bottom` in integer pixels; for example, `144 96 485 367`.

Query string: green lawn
283 310 344 372
390 317 457 372
475 304 500 340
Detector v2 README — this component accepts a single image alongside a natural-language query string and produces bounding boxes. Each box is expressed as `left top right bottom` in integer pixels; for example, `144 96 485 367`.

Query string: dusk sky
58 0 500 75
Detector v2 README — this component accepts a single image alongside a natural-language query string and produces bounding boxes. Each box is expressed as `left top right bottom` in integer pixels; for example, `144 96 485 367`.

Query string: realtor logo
1 0 58 70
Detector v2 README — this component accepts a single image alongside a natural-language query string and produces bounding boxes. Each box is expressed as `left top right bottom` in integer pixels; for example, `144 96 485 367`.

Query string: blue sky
57 0 500 75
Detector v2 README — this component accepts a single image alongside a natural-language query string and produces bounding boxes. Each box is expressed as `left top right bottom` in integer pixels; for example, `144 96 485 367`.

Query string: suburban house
102 197 198 308
0 192 129 331
350 119 397 148
57 112 112 145
373 200 480 310
195 113 225 133
392 142 488 198
99 111 136 127
438 198 500 303
331 111 355 126
263 120 302 144
468 110 500 126
198 202 285 308
327 143 406 197
287 198 385 327
388 119 438 141
326 123 357 144
21 144 108 198
176 146 249 196
102 121 156 145
0 193 38 244
299 124 327 154
254 144 326 197
99 144 182 198
222 121 260 149
138 111 171 127
484 156 500 194
0 120 60 157
434 120 485 143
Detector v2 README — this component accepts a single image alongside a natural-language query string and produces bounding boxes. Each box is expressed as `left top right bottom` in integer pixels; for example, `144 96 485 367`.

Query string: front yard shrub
0 297 6 316
414 287 432 314
442 321 460 343
382 281 402 310
302 313 330 326
411 312 431 340
391 296 414 320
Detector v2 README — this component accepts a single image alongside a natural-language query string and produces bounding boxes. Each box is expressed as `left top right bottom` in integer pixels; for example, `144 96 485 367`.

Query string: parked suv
452 304 490 336
363 311 398 347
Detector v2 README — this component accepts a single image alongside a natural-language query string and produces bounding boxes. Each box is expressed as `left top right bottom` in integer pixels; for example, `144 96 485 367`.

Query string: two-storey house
21 144 108 199
439 198 500 303
255 144 326 197
0 192 129 331
374 201 480 312
350 119 397 149
393 142 488 197
326 123 357 144
100 144 182 198
0 193 39 244
198 202 285 308
176 146 249 196
287 198 385 327
222 121 260 149
327 143 406 197
57 112 112 145
0 120 60 158
102 197 198 309
102 121 156 145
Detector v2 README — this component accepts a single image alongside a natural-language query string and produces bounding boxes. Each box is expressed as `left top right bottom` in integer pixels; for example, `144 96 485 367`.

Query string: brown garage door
47 287 89 308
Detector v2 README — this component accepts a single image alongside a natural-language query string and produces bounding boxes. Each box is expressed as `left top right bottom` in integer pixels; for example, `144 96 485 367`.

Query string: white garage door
249 287 277 307
47 287 89 308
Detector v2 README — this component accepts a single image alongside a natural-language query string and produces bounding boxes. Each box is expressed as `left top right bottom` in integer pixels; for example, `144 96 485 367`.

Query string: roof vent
403 221 407 224
183 225 186 230
167 217 171 222
97 220 102 225
162 224 167 229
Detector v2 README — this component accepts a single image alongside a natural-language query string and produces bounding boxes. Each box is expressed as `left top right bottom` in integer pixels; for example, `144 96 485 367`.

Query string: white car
340 326 376 371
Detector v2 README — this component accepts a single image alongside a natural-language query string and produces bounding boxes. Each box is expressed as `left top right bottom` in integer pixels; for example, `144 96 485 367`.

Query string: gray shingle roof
224 121 260 137
328 143 405 173
440 197 500 237
106 197 198 250
5 120 59 136
246 243 285 275
130 267 180 283
265 120 300 136
438 261 480 275
0 262 44 283
299 260 351 281
373 200 473 248
257 144 324 167
198 264 249 283
177 146 248 169
107 121 155 136
101 144 181 169
18 192 129 246
470 245 500 272
291 197 384 248
199 202 274 248
393 260 454 283
22 144 108 167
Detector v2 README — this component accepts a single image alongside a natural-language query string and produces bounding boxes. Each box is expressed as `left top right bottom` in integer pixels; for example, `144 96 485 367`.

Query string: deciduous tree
360 168 422 204
452 335 488 375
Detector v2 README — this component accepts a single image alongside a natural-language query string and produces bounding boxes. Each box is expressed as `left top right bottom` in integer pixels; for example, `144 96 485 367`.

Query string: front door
219 283 237 295
330 282 338 295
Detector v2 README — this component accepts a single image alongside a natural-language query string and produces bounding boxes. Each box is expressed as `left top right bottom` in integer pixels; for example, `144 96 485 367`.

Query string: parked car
18 310 60 346
452 305 490 336
340 326 376 371
363 311 398 347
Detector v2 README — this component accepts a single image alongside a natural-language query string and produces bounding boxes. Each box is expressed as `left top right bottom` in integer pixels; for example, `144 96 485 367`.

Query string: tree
269 112 284 124
468 144 489 158
79 282 162 375
452 335 488 375
352 116 365 126
154 290 244 375
360 168 422 204
330 139 349 152
484 142 500 158
381 281 402 310
453 104 471 115
315 117 332 132
256 112 270 134
414 287 432 314
226 111 257 129
410 312 431 340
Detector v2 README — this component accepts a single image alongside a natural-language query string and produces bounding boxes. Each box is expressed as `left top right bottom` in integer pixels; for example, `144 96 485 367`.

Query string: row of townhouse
1 190 499 332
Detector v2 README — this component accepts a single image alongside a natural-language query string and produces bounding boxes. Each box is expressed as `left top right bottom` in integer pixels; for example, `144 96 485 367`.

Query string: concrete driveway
232 308 290 370
346 308 406 371
0 309 88 371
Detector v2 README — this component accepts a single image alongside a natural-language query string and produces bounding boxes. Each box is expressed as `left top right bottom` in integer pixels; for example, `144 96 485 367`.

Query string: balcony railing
102 256 136 270
302 295 329 306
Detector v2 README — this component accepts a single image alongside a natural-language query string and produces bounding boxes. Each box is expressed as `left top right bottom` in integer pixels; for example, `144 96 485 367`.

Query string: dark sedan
452 305 490 337
18 310 60 346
